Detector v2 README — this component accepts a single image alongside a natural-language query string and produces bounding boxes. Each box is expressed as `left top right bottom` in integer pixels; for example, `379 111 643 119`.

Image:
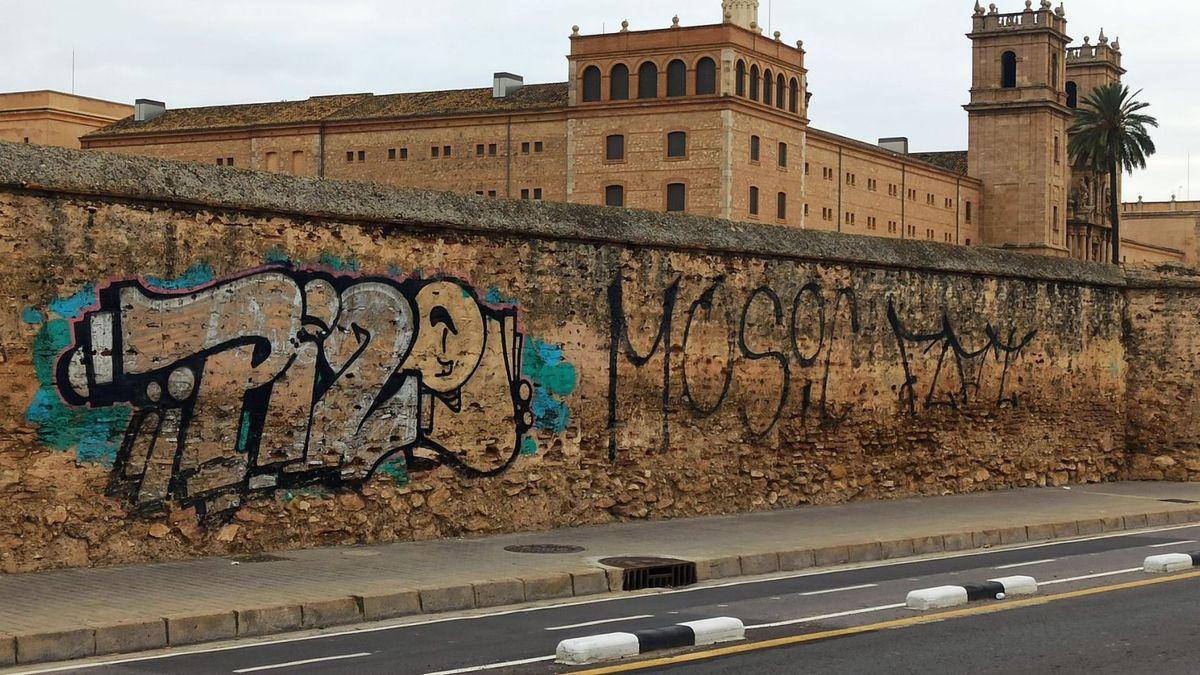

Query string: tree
1068 84 1158 265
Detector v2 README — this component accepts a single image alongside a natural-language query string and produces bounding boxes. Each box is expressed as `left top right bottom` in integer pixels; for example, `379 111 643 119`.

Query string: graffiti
887 298 1037 412
53 267 535 514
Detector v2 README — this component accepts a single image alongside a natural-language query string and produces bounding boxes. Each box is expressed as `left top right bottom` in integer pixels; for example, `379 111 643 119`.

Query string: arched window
789 78 799 113
696 57 717 95
1066 81 1078 108
1001 51 1017 89
736 60 746 96
667 59 687 97
605 185 625 207
580 66 600 102
763 69 773 106
610 64 630 101
776 74 786 109
638 62 659 99
582 66 602 102
749 65 760 101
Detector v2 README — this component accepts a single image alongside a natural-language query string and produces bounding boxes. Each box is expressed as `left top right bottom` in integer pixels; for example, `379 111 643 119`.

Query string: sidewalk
4 481 1200 666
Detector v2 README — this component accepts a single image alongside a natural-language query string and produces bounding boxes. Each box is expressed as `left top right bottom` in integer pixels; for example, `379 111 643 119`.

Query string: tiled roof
910 151 970 176
808 127 971 178
83 83 569 138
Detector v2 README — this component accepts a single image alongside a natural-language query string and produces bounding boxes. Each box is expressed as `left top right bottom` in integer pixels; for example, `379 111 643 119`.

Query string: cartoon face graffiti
54 268 535 514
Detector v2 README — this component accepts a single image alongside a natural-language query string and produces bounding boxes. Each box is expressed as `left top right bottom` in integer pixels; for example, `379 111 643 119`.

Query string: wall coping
0 141 1128 287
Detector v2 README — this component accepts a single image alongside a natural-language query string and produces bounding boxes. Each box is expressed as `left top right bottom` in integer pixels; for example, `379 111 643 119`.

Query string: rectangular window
227 157 234 166
606 135 625 161
400 148 408 160
966 201 973 223
443 145 451 157
476 191 484 196
217 158 224 166
777 192 787 220
804 203 810 216
476 144 485 157
805 162 811 176
667 131 687 159
488 144 497 156
605 185 625 207
749 186 760 216
520 188 530 200
358 151 366 162
521 142 531 154
487 190 497 198
388 148 397 161
750 135 760 162
666 183 686 212
432 146 440 158
346 152 354 163
535 141 544 153
778 142 788 168
534 188 543 200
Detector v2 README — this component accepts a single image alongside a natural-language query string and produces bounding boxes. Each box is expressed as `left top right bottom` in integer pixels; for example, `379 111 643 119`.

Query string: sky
4 0 1195 201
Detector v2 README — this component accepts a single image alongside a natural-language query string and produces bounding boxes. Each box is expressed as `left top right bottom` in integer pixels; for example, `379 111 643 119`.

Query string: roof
808 127 971 178
84 83 569 138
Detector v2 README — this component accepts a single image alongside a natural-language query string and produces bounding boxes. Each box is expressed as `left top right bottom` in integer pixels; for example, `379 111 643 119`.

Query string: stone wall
0 141 1141 573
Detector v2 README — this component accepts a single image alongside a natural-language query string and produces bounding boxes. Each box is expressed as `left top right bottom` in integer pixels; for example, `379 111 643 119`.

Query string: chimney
878 137 909 154
492 73 524 99
134 99 166 122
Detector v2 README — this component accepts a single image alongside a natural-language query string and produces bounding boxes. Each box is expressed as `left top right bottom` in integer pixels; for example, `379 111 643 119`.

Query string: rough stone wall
0 142 1131 572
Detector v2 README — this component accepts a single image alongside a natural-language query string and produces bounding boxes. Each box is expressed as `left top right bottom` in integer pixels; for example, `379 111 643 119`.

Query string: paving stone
17 629 93 663
166 612 236 646
778 549 815 571
570 571 611 596
739 552 780 576
420 585 476 613
93 620 166 655
236 606 302 637
1124 513 1149 529
1052 521 1079 538
813 546 850 567
974 530 1004 548
912 536 945 555
356 592 421 622
1026 524 1057 541
1145 512 1172 527
0 635 13 666
998 527 1029 544
301 597 361 629
880 539 915 560
1100 517 1125 532
699 557 741 580
522 574 573 601
473 580 525 608
846 543 882 563
941 532 975 551
1076 518 1105 535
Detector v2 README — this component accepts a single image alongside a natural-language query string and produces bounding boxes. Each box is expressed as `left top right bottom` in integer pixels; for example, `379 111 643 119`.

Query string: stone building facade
0 91 130 149
75 1 1164 261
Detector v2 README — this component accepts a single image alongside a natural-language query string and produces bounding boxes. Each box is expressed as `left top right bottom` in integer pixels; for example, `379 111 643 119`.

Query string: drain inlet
598 556 697 591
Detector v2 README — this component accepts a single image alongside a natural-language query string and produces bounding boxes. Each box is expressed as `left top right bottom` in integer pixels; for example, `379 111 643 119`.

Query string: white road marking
1149 540 1198 548
799 583 878 596
422 655 555 675
1039 568 1142 586
994 558 1057 570
744 603 908 630
544 614 654 631
17 522 1200 674
232 652 372 673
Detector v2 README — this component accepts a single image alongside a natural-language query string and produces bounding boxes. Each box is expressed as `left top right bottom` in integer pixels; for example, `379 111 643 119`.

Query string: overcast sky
4 0 1195 200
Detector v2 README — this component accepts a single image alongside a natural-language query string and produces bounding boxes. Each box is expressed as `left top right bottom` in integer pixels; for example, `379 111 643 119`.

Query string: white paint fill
906 585 969 610
555 632 640 665
1143 553 1195 574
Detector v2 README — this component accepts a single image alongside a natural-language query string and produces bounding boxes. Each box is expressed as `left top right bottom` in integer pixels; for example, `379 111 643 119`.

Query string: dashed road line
546 615 655 631
232 652 372 673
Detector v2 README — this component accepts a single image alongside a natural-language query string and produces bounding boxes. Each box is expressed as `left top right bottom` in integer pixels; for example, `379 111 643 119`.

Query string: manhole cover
599 556 697 591
503 544 585 554
1160 499 1198 504
228 554 292 563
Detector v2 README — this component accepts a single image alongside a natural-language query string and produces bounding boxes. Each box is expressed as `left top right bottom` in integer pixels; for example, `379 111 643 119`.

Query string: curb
555 618 744 666
906 575 1038 610
9 506 1200 665
1143 552 1200 573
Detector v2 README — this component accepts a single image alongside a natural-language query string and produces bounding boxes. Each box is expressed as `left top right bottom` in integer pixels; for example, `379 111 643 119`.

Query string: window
227 158 234 166
889 184 898 196
778 142 788 168
582 65 602 102
749 186 760 216
1053 205 1059 231
610 64 630 100
888 221 897 234
443 145 451 157
476 191 484 196
846 173 856 186
291 150 304 173
777 192 787 220
1051 53 1059 89
927 193 935 205
1054 136 1061 164
736 60 746 96
750 135 760 162
804 203 809 217
638 62 659 99
487 144 496 157
357 150 366 162
432 146 440 158
805 162 811 176
475 144 484 157
666 60 687 97
749 65 760 101
867 216 877 230
945 198 954 209
265 152 279 172
605 185 625 207
868 178 878 191
926 228 934 240
1001 51 1017 89
345 152 354 163
666 183 686 212
1066 81 1078 109
535 141 544 153
763 69 774 106
605 134 625 162
522 142 531 154
487 190 497 198
534 188 543 200
521 189 530 200
217 158 224 166
966 201 973 223
400 148 409 160
776 74 786 109
789 78 799 114
667 131 687 158
696 57 717 95
23 137 29 143
389 148 398 160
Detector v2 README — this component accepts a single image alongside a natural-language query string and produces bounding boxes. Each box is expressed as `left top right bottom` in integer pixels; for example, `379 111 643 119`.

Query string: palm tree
1068 83 1158 265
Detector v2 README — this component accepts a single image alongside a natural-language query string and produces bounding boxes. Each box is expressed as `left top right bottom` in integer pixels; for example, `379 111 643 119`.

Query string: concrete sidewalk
4 481 1200 666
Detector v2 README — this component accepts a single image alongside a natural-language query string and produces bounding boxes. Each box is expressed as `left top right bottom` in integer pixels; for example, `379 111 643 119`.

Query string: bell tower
966 0 1072 256
722 0 760 31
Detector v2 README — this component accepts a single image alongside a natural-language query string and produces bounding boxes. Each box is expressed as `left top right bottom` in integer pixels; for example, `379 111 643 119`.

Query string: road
12 522 1200 675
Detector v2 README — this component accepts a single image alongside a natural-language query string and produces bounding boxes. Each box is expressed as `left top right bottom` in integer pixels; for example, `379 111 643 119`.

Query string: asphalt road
14 522 1200 675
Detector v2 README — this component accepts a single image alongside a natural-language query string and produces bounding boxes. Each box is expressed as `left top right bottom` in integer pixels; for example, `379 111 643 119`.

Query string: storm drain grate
599 556 698 591
1160 499 1199 504
228 554 292 563
504 544 586 555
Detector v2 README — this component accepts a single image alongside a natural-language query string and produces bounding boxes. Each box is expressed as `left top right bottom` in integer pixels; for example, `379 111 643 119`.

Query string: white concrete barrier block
1143 553 1195 574
992 575 1038 597
680 617 745 646
906 585 969 610
556 632 640 665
